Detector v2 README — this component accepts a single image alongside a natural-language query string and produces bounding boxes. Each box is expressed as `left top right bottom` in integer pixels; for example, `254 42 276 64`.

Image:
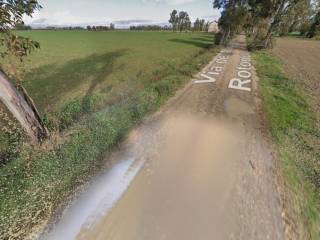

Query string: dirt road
43 36 285 240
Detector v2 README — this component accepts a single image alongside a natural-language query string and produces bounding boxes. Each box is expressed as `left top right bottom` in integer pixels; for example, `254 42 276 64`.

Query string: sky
24 0 220 28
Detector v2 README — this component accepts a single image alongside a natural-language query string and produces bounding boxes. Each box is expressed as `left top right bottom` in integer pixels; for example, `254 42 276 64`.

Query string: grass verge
0 44 219 239
253 51 320 239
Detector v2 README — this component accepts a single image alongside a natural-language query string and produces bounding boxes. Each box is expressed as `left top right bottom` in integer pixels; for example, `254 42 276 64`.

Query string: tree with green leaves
200 19 206 31
213 0 311 48
204 21 211 32
307 8 320 38
248 0 310 48
277 0 313 36
110 23 115 30
169 10 179 31
193 18 206 31
14 22 32 30
213 0 247 45
0 0 48 142
194 18 201 31
177 11 191 32
169 10 191 32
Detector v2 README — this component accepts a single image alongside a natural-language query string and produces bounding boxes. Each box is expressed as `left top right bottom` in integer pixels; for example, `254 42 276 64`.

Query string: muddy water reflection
76 116 241 240
42 157 144 240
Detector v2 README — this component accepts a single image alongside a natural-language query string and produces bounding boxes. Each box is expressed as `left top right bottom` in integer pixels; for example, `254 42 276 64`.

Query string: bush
214 32 223 45
300 22 311 36
56 95 99 130
0 108 23 165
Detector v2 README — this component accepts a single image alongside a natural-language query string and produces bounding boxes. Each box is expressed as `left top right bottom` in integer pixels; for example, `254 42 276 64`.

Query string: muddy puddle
41 157 145 240
42 113 248 240
224 96 254 118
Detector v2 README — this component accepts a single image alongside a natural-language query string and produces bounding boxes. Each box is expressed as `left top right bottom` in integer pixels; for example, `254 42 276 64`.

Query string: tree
249 0 309 48
178 11 191 32
308 11 320 37
185 14 192 31
307 0 320 38
194 18 200 31
110 23 115 30
213 0 247 44
169 10 191 32
277 0 313 36
193 18 206 31
200 19 205 31
169 10 179 31
15 23 32 30
204 21 211 32
213 0 309 48
0 0 48 142
129 25 169 31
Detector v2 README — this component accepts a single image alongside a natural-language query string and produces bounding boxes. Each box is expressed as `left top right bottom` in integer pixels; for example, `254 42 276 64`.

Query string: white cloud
22 0 220 27
24 9 103 27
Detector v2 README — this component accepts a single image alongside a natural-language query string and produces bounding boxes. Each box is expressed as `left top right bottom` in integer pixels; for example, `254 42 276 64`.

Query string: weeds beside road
253 51 320 239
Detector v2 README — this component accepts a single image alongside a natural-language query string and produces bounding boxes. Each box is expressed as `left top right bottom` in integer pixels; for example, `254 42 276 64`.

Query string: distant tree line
45 26 85 30
193 18 206 31
14 25 88 31
193 18 211 32
87 23 115 31
14 23 32 30
129 25 171 31
14 16 213 33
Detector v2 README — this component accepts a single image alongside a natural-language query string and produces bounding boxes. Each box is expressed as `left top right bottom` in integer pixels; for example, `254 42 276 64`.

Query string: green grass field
1 30 215 162
17 31 214 111
0 31 218 239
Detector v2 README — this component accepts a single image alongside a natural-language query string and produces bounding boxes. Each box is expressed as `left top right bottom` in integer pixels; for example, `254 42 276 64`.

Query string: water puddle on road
41 114 248 240
224 96 254 117
73 116 243 240
41 157 145 240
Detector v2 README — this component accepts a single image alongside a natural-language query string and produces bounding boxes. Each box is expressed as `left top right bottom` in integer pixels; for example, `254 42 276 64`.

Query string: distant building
208 22 219 33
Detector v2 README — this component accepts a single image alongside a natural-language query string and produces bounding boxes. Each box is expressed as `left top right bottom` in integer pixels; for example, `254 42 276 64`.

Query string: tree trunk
262 0 287 48
0 70 48 143
263 27 274 48
220 27 231 45
307 11 320 38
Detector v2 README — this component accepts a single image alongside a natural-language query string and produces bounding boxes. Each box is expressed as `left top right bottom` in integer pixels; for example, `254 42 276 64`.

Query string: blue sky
24 0 220 28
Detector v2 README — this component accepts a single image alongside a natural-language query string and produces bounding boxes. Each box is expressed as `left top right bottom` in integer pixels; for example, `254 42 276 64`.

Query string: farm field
272 37 320 101
1 31 216 161
18 31 215 112
0 31 218 239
